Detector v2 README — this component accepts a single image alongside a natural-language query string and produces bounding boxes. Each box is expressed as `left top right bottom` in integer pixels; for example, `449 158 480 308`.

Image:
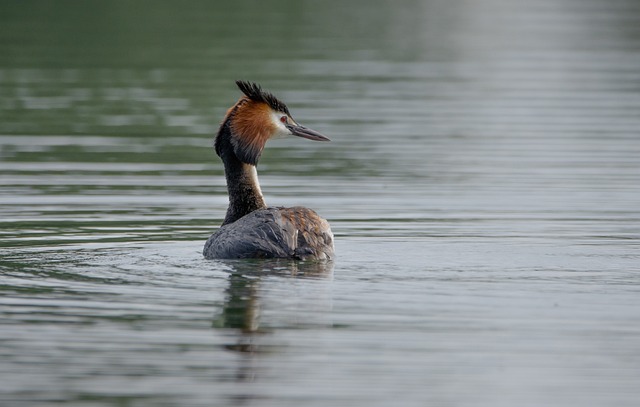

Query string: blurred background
1 0 640 406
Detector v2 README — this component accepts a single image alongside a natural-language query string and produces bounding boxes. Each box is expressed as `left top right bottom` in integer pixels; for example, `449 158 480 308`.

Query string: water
1 0 640 406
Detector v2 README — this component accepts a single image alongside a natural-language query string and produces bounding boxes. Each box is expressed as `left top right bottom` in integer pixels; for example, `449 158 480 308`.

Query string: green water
2 1 640 406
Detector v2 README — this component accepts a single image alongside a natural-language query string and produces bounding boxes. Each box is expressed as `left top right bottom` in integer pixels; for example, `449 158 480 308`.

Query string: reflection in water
220 272 261 335
215 259 334 341
213 259 334 392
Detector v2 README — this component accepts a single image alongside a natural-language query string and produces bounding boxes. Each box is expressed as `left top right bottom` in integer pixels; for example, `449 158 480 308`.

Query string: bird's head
215 80 330 165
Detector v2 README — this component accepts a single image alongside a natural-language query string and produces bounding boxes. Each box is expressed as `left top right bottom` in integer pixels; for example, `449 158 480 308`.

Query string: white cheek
270 112 292 139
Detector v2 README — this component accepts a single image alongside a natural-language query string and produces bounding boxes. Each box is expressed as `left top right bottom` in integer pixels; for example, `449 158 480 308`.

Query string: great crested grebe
203 81 334 260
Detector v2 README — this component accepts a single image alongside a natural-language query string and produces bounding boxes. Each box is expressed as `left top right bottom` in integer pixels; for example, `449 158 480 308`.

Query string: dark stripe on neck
216 123 266 225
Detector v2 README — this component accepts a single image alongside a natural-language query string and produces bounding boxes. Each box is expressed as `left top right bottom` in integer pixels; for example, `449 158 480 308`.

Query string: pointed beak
286 123 330 142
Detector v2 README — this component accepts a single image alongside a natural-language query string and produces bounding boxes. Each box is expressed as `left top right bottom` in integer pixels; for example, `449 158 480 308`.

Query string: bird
203 81 334 260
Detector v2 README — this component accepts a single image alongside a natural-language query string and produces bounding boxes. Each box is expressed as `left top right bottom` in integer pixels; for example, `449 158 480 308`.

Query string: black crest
236 80 290 115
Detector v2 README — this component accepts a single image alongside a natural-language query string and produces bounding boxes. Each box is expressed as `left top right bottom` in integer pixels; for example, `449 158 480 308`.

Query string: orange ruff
228 98 276 162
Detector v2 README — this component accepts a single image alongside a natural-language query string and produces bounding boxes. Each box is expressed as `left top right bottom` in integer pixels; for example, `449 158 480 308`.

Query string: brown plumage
227 99 274 166
204 81 334 260
204 207 333 260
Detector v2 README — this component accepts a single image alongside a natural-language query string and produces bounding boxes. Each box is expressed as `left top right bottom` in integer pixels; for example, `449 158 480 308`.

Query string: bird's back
203 207 334 260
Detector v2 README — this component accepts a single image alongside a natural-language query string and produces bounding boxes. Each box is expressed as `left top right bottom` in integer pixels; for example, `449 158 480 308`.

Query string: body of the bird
203 81 334 261
203 206 334 260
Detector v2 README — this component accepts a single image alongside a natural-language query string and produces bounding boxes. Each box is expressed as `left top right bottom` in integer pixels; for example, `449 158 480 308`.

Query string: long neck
222 157 266 225
216 122 267 225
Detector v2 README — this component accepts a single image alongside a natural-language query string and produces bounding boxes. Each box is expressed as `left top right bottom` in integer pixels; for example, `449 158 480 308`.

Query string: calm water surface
1 1 640 406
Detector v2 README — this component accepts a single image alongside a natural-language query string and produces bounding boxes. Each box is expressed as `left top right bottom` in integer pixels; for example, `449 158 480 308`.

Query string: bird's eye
280 116 288 124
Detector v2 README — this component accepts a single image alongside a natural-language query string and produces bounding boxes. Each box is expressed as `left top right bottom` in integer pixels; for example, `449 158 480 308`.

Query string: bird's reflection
212 259 333 404
219 271 262 353
214 259 334 355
